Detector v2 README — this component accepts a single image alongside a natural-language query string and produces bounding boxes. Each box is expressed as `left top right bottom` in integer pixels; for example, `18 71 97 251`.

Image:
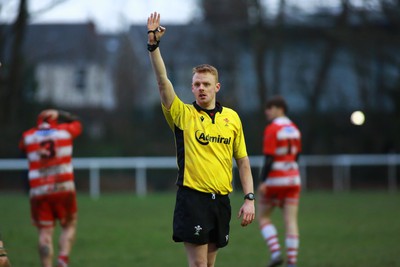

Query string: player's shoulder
221 106 243 126
265 122 279 133
171 96 193 111
274 116 292 125
22 127 37 137
57 121 82 134
221 105 240 117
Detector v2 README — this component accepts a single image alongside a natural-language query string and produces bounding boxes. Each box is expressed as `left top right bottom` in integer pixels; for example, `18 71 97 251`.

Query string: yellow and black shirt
162 96 248 195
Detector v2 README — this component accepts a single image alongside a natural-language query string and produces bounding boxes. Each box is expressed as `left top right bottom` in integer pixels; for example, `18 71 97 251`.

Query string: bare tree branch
29 0 69 19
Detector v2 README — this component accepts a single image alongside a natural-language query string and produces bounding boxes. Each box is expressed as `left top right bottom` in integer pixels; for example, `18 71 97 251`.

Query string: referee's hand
147 12 166 42
238 201 255 227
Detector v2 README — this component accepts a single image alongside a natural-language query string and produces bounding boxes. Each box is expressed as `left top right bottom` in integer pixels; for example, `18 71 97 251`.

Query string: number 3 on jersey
39 140 56 159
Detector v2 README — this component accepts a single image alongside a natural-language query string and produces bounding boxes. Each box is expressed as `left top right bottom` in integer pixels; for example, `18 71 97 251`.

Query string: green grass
1 191 399 266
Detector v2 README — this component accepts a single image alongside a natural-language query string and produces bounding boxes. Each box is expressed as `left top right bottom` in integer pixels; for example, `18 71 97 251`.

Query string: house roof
23 22 101 63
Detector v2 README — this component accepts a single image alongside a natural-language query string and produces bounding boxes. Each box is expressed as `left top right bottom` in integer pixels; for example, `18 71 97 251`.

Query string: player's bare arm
39 109 58 121
147 12 176 109
39 109 79 122
236 156 255 227
58 110 79 122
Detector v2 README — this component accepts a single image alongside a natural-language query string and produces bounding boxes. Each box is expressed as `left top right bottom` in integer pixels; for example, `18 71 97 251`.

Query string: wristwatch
244 193 255 201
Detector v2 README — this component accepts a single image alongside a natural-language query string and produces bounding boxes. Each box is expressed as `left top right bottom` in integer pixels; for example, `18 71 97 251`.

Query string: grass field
1 191 399 267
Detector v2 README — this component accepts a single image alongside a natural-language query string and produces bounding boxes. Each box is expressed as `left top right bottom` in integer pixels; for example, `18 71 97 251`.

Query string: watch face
245 193 255 200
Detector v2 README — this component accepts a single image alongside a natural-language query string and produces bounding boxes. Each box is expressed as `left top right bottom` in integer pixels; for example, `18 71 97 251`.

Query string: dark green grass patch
1 191 399 266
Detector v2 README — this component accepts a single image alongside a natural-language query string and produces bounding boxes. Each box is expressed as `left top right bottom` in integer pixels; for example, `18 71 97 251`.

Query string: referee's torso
163 96 248 195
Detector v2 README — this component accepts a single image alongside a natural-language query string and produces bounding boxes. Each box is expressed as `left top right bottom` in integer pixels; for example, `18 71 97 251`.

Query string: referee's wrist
147 41 160 52
244 192 255 201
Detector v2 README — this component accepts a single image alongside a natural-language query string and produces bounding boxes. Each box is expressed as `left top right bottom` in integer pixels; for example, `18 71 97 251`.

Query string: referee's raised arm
147 12 176 109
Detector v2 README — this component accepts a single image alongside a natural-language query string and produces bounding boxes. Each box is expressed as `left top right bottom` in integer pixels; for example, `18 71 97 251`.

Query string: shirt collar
193 101 223 113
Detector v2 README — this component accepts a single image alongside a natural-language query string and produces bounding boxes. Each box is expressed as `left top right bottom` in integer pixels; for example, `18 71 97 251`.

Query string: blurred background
0 0 399 193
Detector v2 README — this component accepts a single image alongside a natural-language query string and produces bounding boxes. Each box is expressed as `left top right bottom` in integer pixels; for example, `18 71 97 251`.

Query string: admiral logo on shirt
195 130 231 146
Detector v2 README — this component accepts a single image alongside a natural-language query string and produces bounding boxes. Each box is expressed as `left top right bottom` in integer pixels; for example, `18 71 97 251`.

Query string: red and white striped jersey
19 121 82 198
262 116 302 186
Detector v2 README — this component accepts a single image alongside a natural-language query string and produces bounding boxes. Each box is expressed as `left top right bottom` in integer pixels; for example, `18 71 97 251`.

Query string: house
19 20 398 114
23 22 116 110
128 21 398 114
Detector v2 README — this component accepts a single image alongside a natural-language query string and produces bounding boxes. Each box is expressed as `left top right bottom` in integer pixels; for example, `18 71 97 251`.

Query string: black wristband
147 41 160 52
147 29 160 52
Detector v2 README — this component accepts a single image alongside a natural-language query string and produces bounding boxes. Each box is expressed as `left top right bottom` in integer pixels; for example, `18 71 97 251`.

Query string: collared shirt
162 96 248 195
20 121 82 198
263 116 302 186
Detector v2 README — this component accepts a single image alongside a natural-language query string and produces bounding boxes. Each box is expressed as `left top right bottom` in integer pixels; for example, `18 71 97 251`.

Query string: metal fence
0 154 398 198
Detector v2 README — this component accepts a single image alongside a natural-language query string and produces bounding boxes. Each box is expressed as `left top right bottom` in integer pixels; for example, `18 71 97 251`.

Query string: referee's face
192 72 221 109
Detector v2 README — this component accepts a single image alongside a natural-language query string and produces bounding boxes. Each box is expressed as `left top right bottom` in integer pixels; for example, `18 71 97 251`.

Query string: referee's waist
179 186 229 199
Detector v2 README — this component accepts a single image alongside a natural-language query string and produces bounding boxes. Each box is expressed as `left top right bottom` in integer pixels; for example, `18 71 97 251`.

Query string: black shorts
173 186 231 248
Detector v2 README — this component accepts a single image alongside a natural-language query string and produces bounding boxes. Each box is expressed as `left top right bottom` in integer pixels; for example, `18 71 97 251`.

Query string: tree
0 0 28 124
197 0 252 107
0 0 69 157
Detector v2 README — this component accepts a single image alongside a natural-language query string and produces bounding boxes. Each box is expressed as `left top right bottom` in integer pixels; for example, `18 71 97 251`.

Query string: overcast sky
2 0 198 32
0 0 363 33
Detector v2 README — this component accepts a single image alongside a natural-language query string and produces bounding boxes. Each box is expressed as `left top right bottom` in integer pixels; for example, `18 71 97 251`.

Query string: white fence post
388 154 398 193
135 160 147 197
89 163 100 199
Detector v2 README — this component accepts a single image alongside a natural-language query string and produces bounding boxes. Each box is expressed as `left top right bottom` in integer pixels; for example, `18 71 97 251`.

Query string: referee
147 12 255 267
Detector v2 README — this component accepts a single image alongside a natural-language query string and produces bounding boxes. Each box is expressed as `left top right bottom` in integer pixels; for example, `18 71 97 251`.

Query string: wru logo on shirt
195 130 231 146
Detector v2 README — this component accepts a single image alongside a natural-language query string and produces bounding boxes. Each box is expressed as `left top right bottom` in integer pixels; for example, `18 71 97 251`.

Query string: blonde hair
192 64 219 83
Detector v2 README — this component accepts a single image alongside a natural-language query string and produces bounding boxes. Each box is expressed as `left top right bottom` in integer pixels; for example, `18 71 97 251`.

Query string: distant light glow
350 111 365 126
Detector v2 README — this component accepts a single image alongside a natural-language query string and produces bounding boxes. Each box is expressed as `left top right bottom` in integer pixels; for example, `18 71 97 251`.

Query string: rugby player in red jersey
257 96 302 267
20 109 82 267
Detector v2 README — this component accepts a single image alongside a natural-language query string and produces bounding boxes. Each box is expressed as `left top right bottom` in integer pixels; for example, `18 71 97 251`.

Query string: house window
75 67 86 91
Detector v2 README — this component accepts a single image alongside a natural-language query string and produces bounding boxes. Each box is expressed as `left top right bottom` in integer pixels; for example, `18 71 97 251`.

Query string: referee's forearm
236 156 254 194
149 49 167 84
149 48 175 108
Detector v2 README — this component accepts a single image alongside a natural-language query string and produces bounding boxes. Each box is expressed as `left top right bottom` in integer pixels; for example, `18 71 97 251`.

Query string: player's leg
257 187 283 267
258 201 283 267
31 196 55 267
283 190 300 267
0 240 12 267
38 227 54 267
0 258 11 266
57 213 77 267
207 243 218 267
184 242 210 267
56 192 78 267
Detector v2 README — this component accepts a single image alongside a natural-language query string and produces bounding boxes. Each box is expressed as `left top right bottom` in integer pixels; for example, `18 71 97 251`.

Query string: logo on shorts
194 225 203 236
225 235 229 242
